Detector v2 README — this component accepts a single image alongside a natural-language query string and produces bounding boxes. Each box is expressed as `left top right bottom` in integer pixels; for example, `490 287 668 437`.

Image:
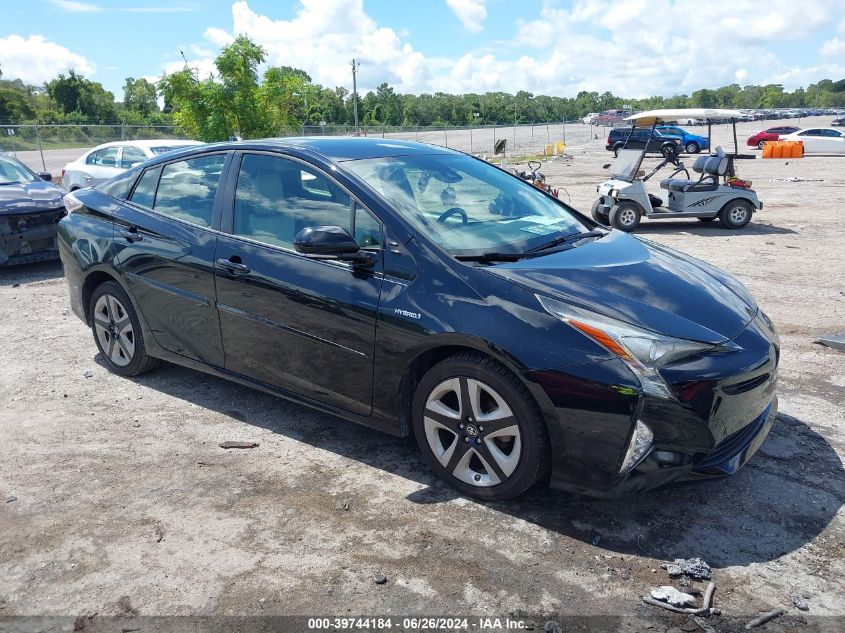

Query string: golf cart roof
625 109 744 125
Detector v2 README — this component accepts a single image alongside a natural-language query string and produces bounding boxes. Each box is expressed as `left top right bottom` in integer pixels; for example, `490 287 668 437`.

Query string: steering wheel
437 207 468 224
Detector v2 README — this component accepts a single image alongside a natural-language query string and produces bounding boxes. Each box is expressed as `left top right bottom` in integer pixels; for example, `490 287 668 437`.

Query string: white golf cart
592 109 762 231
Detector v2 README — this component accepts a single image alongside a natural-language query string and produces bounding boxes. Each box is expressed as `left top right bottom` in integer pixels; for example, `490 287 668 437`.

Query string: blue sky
2 0 844 100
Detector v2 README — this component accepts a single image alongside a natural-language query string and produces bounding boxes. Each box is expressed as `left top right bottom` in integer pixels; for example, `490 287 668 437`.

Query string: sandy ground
1 118 843 631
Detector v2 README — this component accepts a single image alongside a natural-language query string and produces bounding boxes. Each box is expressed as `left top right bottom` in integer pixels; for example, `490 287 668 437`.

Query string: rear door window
130 166 162 208
121 146 148 169
86 147 119 167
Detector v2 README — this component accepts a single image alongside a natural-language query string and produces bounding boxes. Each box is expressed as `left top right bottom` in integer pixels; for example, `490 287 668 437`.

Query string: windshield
0 154 37 185
344 154 589 257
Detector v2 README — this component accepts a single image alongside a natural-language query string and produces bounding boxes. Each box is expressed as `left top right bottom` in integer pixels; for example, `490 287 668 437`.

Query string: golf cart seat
660 147 728 192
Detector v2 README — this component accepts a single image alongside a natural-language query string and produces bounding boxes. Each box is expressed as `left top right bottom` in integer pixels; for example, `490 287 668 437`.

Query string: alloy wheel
93 294 135 367
619 207 637 227
423 377 521 487
729 204 749 225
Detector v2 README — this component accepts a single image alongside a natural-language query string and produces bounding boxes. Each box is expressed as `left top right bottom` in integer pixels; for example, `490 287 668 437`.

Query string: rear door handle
119 228 143 243
216 258 251 275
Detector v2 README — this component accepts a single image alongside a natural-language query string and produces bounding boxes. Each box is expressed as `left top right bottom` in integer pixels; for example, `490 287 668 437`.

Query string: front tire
609 202 641 231
719 199 753 229
412 353 550 501
90 281 159 376
756 140 765 150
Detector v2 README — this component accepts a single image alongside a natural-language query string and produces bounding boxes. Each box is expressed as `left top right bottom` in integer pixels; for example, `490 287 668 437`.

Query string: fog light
653 450 688 467
619 420 653 476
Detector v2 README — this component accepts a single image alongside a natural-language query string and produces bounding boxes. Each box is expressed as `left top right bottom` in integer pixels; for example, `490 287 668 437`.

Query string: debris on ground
744 607 786 629
768 176 824 182
219 441 259 449
814 332 845 352
790 594 809 611
692 616 717 633
591 534 602 546
84 370 93 378
642 582 718 616
6 495 17 503
373 572 387 585
650 586 697 607
337 498 351 511
661 558 712 580
153 523 165 543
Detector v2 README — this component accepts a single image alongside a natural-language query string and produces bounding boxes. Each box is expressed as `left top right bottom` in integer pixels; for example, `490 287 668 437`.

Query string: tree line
1 35 844 140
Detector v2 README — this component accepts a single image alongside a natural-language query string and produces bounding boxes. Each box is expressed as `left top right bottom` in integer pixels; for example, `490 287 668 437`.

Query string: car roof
84 139 204 152
172 137 459 163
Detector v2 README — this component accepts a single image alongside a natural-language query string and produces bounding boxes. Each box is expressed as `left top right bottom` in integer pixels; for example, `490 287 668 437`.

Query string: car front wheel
412 353 550 500
609 202 641 231
90 281 160 376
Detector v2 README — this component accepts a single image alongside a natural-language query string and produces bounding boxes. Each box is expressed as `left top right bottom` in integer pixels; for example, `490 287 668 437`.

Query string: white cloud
49 0 100 12
446 0 487 33
0 34 94 84
820 37 845 56
49 0 199 12
165 0 845 99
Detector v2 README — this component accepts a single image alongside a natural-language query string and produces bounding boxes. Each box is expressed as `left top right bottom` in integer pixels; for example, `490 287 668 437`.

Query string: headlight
537 295 715 399
63 191 83 213
620 420 653 475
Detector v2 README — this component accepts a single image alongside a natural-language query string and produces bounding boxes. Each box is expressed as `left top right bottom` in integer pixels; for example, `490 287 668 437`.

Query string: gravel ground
1 118 843 631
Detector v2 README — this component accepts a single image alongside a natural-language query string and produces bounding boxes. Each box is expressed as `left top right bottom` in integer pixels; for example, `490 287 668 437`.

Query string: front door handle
119 228 143 243
216 258 251 275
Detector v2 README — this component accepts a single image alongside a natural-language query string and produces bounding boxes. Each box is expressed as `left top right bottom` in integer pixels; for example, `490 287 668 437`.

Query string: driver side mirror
293 225 376 267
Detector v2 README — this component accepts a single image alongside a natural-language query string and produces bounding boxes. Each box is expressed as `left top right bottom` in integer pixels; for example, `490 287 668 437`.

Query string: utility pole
352 59 360 134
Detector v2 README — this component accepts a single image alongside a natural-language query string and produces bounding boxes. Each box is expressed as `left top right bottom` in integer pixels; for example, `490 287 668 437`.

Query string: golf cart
592 109 762 231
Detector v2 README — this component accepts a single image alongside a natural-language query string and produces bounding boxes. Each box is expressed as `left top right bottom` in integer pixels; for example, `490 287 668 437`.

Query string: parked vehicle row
746 126 845 153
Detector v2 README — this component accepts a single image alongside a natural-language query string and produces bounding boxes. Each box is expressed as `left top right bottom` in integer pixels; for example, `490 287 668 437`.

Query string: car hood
485 230 756 344
0 179 64 215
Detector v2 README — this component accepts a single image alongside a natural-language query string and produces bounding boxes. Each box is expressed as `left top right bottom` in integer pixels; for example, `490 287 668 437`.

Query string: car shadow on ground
632 221 797 237
0 260 63 286
117 359 844 570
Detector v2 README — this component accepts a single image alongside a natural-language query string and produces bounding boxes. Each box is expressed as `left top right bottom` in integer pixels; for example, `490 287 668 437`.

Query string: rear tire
609 202 641 232
613 143 624 157
661 144 678 159
412 352 550 501
591 199 609 224
719 200 753 229
685 141 700 154
89 281 160 377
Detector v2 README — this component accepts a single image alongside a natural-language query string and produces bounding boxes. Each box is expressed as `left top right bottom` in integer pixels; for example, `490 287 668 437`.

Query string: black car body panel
57 138 779 498
606 127 682 154
0 169 66 266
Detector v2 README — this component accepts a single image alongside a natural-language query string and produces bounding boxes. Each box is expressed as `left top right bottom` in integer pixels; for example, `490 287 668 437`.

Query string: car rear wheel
609 202 641 231
661 144 678 159
412 353 550 501
591 199 609 224
685 141 700 154
613 143 624 157
719 200 753 229
90 281 160 376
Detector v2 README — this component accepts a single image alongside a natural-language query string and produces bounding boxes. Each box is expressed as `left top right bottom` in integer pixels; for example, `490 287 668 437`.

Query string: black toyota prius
57 138 779 501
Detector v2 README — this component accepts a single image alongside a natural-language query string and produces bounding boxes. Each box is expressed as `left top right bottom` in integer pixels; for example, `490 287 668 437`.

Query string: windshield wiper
455 252 528 263
525 230 606 254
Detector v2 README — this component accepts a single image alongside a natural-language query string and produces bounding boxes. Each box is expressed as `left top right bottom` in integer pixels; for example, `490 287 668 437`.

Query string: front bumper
0 208 65 266
531 311 779 498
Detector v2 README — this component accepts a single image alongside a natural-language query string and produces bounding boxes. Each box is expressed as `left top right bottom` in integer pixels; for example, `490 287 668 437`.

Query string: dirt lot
1 118 843 631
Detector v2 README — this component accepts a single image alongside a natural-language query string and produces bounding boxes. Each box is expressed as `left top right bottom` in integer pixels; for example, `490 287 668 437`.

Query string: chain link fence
2 124 186 172
300 121 610 156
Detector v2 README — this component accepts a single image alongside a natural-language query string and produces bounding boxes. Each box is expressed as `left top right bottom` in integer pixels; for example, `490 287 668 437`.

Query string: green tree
46 70 115 120
123 77 158 116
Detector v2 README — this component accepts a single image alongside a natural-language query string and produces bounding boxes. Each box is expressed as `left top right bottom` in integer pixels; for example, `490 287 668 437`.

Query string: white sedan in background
61 139 203 190
780 128 845 154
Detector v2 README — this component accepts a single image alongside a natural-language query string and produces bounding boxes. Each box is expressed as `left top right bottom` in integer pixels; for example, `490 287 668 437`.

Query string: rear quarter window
95 167 142 200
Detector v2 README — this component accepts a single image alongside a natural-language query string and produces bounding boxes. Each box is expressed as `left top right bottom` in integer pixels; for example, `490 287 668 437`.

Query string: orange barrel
762 141 773 158
772 141 784 159
792 141 804 158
